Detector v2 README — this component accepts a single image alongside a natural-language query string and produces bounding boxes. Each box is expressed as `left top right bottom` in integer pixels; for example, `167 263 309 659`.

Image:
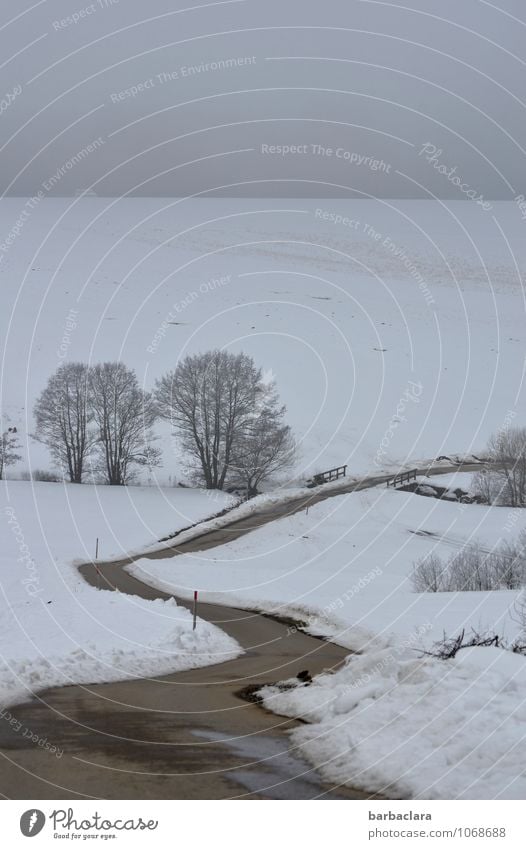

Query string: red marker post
193 590 198 630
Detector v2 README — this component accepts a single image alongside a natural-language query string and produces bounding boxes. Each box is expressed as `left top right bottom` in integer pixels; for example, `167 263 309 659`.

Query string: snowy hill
1 197 525 480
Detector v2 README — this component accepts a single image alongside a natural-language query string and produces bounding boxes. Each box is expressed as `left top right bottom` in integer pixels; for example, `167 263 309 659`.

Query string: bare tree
411 553 449 592
155 350 264 489
490 539 526 590
448 545 497 591
33 363 94 483
90 362 160 485
230 382 296 497
0 425 21 480
471 469 501 505
474 427 526 506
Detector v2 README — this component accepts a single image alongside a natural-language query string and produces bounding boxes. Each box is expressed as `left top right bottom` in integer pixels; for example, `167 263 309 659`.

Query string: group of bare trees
34 362 159 485
412 536 526 593
473 426 526 507
411 425 526 593
32 350 295 492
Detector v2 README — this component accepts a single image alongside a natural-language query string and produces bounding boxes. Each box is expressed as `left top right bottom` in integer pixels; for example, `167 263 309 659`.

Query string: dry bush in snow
412 540 526 593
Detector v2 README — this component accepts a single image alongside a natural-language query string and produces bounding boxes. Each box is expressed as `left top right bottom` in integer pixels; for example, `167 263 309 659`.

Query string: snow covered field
129 482 526 798
0 480 239 709
1 197 525 481
2 197 526 798
130 484 526 646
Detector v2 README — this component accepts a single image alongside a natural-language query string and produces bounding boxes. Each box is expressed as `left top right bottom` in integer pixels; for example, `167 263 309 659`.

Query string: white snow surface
260 644 526 800
1 197 526 481
0 480 240 709
414 472 476 491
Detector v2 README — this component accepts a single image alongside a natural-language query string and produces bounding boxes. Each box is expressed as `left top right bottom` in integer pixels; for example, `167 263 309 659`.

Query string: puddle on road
193 729 349 799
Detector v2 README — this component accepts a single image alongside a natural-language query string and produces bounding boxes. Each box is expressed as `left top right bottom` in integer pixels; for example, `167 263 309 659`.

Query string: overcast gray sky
1 0 525 197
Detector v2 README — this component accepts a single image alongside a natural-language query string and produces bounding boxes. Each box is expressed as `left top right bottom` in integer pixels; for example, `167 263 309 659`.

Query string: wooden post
94 538 99 589
193 590 198 630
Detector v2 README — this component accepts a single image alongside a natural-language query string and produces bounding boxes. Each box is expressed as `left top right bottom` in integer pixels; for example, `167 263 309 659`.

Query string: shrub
411 540 526 592
32 469 62 482
411 553 450 592
423 628 526 659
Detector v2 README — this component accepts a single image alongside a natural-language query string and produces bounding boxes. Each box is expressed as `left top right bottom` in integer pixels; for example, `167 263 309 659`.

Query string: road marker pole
94 538 100 590
193 590 198 630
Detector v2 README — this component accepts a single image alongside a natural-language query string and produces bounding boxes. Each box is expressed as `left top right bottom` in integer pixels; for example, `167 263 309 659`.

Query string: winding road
0 463 483 799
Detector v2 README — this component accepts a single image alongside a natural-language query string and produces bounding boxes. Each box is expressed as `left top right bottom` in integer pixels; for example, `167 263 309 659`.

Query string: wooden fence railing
386 468 418 488
307 465 347 487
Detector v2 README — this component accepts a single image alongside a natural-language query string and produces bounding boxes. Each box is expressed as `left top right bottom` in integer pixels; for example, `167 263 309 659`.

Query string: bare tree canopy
473 426 526 507
155 350 294 491
33 362 94 483
90 362 160 485
0 425 21 480
230 382 296 497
